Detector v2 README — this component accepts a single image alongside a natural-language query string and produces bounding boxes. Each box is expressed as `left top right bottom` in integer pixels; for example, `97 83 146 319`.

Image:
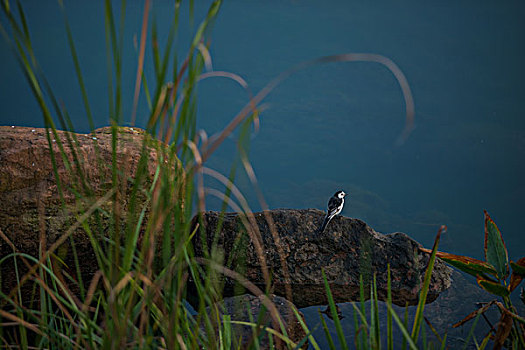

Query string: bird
317 190 346 234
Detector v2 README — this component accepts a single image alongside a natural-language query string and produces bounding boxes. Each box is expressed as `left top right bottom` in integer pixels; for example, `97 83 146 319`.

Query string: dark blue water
2 1 524 348
2 0 524 271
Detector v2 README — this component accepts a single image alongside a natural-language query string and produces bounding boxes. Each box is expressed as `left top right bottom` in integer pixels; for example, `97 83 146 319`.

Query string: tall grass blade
402 304 409 350
224 314 234 350
439 333 448 350
322 269 349 350
359 274 367 347
387 264 393 350
130 0 150 126
411 225 446 342
460 313 481 350
291 306 321 350
371 274 380 348
318 309 337 350
59 2 94 131
385 303 418 350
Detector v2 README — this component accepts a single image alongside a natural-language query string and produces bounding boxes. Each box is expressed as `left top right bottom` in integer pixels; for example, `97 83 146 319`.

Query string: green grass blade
351 303 364 350
402 304 409 350
439 333 448 350
16 1 31 47
421 322 427 349
371 274 380 348
387 264 393 350
291 306 321 350
246 300 261 350
460 313 481 350
411 225 445 342
141 70 152 110
359 274 367 347
59 2 94 131
151 14 160 76
221 314 231 350
318 309 337 350
477 332 490 350
385 303 418 350
322 269 349 350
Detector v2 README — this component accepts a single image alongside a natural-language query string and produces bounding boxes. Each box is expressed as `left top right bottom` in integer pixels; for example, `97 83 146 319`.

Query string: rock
0 126 451 313
192 209 452 308
0 126 158 301
206 294 307 349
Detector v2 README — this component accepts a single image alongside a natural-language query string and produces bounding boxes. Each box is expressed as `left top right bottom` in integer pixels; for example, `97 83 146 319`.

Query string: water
1 0 524 345
2 0 523 258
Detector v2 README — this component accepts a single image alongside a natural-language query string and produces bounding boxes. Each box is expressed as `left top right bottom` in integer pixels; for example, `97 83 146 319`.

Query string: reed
0 1 483 348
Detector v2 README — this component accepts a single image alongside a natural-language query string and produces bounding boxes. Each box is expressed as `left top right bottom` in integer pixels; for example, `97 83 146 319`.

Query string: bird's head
336 190 346 199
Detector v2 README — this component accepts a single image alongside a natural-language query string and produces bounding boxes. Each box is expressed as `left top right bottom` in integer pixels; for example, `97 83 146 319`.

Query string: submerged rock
306 269 505 349
206 294 307 350
192 209 452 308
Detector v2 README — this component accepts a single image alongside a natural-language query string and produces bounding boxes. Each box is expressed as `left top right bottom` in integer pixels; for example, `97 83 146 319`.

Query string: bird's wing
327 196 341 216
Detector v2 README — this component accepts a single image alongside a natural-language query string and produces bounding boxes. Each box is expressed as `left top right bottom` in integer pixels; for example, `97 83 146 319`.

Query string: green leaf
510 259 525 275
476 276 510 297
509 258 525 292
484 210 509 279
420 247 498 277
441 257 496 277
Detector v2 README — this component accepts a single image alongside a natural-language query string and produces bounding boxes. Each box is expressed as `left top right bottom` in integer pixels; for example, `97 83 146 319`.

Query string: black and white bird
318 190 347 234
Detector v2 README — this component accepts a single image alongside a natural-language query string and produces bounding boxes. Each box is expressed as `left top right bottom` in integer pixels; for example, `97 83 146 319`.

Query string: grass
315 228 446 350
0 1 485 348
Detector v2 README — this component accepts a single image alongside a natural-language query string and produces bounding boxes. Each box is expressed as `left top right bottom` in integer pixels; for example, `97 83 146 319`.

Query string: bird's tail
317 215 331 234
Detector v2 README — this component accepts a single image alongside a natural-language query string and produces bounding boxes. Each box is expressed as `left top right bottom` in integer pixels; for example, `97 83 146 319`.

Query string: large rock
0 126 451 313
206 294 307 349
192 209 452 308
0 126 157 300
